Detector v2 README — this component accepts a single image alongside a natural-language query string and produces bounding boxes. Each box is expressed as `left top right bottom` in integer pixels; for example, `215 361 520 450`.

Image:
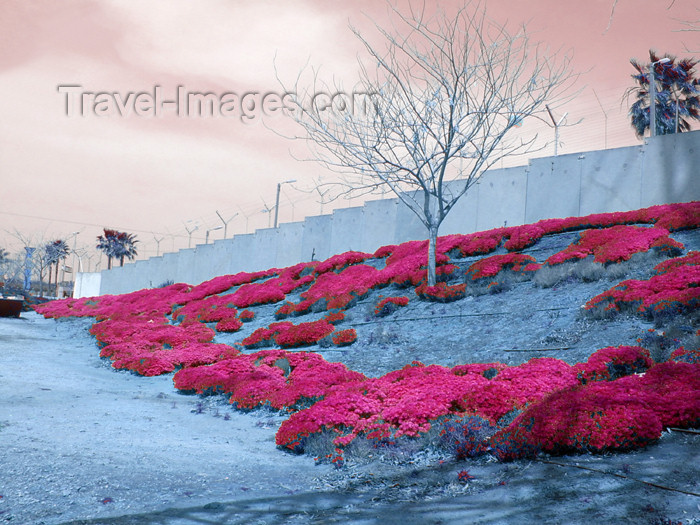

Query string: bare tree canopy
282 1 576 285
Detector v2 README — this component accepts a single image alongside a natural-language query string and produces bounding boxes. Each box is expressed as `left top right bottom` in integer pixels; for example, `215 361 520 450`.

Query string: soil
1 229 699 524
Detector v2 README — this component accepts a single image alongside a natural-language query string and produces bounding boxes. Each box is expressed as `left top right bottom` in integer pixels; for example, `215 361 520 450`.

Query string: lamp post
274 179 296 228
649 57 671 137
205 225 223 244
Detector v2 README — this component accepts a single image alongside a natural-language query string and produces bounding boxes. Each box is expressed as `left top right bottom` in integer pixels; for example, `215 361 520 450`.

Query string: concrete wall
92 131 700 296
74 272 102 298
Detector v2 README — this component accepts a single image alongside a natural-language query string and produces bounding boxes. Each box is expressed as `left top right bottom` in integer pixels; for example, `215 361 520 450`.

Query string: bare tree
282 2 575 284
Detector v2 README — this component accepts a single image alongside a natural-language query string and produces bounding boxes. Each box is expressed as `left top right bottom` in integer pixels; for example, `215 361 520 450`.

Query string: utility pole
274 179 296 228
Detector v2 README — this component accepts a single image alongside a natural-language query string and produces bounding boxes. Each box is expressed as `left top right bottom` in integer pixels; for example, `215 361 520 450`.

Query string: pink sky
1 0 698 269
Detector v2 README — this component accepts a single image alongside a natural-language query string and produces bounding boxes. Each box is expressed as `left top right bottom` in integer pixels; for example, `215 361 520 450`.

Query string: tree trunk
107 257 112 270
55 263 60 297
120 256 124 267
427 223 439 286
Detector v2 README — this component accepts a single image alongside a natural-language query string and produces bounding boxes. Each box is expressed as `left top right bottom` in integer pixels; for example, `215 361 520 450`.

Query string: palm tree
627 51 700 138
97 229 138 269
44 239 69 296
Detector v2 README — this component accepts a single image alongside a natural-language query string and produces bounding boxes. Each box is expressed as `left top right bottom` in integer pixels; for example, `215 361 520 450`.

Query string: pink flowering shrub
173 350 366 409
653 251 700 274
585 256 700 317
274 319 336 348
503 224 546 251
215 317 243 332
241 322 293 349
415 282 466 303
331 328 357 347
438 230 505 258
573 346 654 383
239 309 255 322
490 383 663 460
172 294 238 325
465 253 539 281
314 251 371 274
100 341 239 376
374 296 410 317
490 360 700 461
670 347 700 364
546 225 683 266
276 358 580 458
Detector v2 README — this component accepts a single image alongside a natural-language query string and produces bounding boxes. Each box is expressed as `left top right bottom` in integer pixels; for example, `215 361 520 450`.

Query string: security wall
90 132 700 297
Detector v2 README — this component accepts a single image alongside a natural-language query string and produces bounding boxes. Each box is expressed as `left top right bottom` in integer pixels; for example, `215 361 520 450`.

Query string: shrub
490 382 663 460
314 251 372 274
465 253 539 281
274 319 336 349
584 260 700 318
239 309 255 322
374 296 409 317
573 346 654 383
331 329 357 347
415 282 466 303
546 225 683 266
437 415 499 459
669 347 700 364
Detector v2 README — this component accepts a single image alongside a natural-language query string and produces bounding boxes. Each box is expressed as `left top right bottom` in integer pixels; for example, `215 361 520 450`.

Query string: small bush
533 263 575 288
415 282 466 303
437 415 499 459
374 296 409 317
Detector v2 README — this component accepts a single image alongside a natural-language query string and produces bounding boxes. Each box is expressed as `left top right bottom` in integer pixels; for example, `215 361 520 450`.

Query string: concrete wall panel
276 222 305 268
525 155 581 223
329 207 364 255
248 228 279 273
74 272 102 298
579 145 643 215
475 167 528 231
175 248 197 285
641 133 700 207
440 180 478 236
301 215 333 263
227 234 257 273
393 193 428 244
360 198 398 253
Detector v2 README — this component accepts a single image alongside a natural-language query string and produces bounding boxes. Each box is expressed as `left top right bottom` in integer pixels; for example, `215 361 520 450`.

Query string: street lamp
649 57 671 138
205 225 223 244
274 179 296 228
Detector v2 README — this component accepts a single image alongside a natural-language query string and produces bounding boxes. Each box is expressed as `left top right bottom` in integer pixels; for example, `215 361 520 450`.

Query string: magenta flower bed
546 225 683 265
585 251 700 317
32 201 700 465
465 253 539 280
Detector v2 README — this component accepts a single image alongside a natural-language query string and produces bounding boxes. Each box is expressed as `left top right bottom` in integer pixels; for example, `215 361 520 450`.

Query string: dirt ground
1 228 699 524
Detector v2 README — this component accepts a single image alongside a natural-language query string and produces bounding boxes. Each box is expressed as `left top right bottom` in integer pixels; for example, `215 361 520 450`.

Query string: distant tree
44 239 69 297
626 51 700 138
97 229 139 269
